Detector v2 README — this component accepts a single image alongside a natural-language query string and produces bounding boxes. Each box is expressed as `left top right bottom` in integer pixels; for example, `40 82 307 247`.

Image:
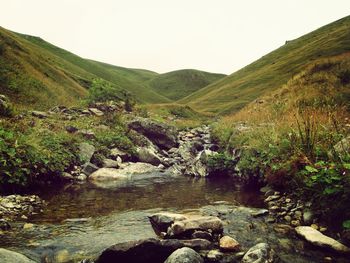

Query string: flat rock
295 226 350 254
89 107 104 116
78 142 95 163
149 212 188 233
31 111 48 118
89 163 159 181
168 216 223 237
0 248 35 263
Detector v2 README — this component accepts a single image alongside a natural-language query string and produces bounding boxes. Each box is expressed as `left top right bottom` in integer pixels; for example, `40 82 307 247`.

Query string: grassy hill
179 15 350 115
146 69 225 100
0 27 170 109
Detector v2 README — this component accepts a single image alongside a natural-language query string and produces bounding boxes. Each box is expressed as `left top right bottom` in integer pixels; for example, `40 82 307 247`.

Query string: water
0 172 348 262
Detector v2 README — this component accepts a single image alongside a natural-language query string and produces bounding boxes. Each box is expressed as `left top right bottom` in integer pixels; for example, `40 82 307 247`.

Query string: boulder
82 162 99 176
167 216 223 237
78 143 95 163
0 248 35 263
164 247 203 263
102 158 120 168
295 226 350 254
136 146 162 166
110 148 129 161
78 129 96 139
128 117 178 150
0 219 11 230
241 243 278 263
89 163 159 181
89 107 104 116
96 238 211 263
0 94 13 117
332 135 350 159
219 236 240 251
149 212 188 233
31 111 48 118
184 158 208 177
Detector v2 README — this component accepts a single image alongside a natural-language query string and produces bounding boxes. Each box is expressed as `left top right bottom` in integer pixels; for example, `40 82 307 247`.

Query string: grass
179 15 350 115
212 55 350 228
146 69 225 101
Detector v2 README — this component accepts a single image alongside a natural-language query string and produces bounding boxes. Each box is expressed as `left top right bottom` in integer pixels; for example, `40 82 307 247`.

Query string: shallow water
0 173 348 262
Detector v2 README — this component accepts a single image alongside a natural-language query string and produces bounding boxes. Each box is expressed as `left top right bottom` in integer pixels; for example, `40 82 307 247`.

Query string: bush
207 153 236 177
88 78 122 103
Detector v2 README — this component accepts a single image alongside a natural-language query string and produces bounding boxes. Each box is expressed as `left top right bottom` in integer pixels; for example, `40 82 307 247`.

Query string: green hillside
179 15 350 114
0 27 170 109
146 69 225 100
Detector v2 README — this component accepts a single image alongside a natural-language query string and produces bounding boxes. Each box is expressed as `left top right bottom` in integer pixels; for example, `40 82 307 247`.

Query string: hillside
0 27 170 109
179 15 350 114
146 69 225 100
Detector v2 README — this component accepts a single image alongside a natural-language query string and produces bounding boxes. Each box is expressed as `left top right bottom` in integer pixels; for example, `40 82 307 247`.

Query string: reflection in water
1 173 346 263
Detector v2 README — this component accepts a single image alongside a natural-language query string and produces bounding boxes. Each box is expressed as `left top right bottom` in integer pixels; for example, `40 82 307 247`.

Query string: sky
1 0 350 74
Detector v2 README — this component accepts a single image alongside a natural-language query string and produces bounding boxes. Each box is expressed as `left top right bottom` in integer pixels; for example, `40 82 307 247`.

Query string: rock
76 174 87 181
136 146 162 166
208 144 220 151
149 212 188 233
184 158 208 177
102 158 120 168
191 231 212 241
199 150 215 164
82 162 99 176
295 226 350 254
206 249 224 261
23 223 34 229
273 224 293 235
303 209 314 225
0 94 13 117
96 238 211 263
241 243 278 263
332 135 350 159
89 107 104 116
90 163 159 181
65 125 78 133
31 110 48 118
110 148 129 161
251 209 269 218
164 247 203 263
78 129 96 139
128 117 178 150
0 219 11 230
0 248 35 263
167 216 223 237
78 143 95 163
219 236 240 251
61 172 75 181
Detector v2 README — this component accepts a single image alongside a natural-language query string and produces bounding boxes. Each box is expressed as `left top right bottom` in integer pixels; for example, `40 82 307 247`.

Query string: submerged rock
0 248 35 263
96 238 211 263
295 226 350 254
164 247 203 263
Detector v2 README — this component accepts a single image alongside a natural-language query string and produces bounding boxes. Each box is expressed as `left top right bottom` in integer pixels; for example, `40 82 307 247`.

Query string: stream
0 172 348 262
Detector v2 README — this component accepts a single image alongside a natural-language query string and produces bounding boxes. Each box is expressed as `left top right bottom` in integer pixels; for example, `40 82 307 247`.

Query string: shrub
88 78 122 103
207 153 236 177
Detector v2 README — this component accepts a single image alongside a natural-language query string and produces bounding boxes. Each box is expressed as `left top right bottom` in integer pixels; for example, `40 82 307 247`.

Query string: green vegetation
147 69 225 101
179 15 350 114
212 55 350 228
0 107 135 189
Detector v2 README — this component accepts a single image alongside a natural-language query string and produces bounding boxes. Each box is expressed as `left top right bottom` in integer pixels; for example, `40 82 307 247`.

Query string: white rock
295 226 350 253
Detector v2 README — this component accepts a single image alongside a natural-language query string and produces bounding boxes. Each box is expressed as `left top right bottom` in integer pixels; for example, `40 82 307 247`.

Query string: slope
0 27 170 109
146 69 225 101
20 34 171 104
179 15 350 114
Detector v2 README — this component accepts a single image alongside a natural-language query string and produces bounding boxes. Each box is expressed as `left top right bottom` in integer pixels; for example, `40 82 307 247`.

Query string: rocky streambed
1 116 350 262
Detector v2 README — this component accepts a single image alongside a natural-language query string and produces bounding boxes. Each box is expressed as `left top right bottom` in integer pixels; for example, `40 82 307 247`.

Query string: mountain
179 15 350 115
146 69 225 101
0 27 170 109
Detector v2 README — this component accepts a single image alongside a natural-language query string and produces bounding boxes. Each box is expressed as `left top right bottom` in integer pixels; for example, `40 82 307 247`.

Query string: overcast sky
1 0 350 74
